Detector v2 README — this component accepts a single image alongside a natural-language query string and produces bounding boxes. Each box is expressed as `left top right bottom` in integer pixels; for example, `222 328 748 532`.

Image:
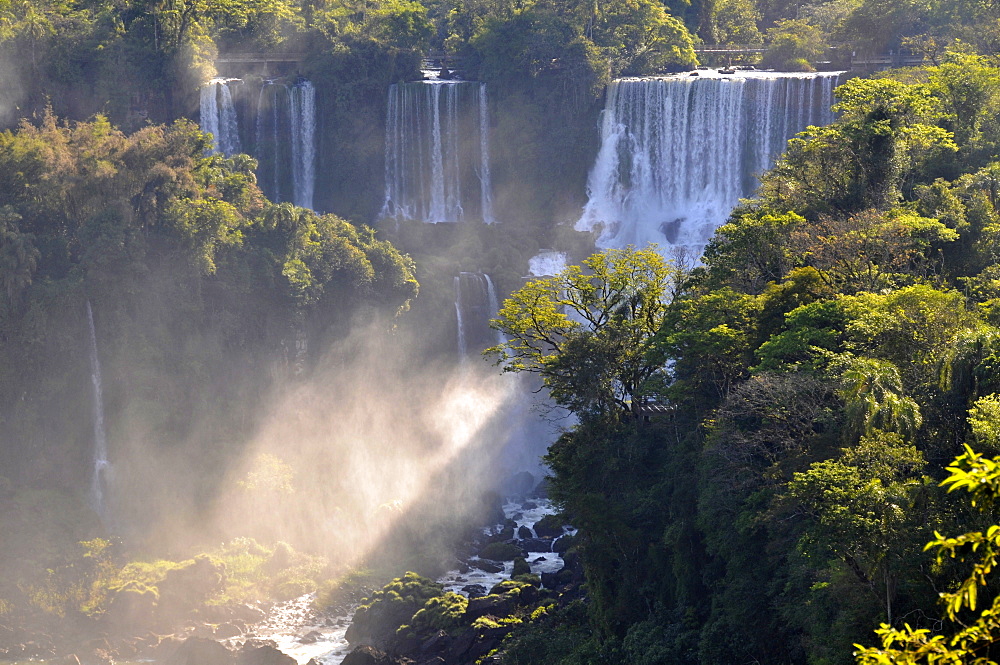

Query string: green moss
403 591 469 634
512 557 531 577
489 579 536 596
479 542 523 562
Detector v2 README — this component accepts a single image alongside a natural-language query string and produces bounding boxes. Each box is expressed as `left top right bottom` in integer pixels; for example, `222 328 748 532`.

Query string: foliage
853 442 1000 664
760 19 825 72
489 246 675 420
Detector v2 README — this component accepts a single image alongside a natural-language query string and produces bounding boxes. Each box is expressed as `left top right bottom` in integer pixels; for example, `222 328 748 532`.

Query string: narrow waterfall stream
87 301 111 524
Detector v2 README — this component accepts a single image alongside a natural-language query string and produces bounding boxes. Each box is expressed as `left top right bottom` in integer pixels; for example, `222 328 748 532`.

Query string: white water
455 274 467 358
454 272 507 358
527 251 568 277
289 80 316 210
577 72 839 255
382 81 494 224
243 498 563 665
200 79 242 156
200 78 316 209
86 301 111 523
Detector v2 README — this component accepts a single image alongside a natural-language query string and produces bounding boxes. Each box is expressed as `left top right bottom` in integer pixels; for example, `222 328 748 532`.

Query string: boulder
166 637 234 665
236 643 296 665
298 630 323 644
528 478 550 499
215 623 244 639
511 557 530 578
532 515 564 539
501 471 535 499
461 584 487 598
465 595 514 621
478 542 523 562
552 533 578 554
516 526 532 540
520 538 553 553
341 645 398 665
107 582 158 632
469 559 503 574
158 556 227 621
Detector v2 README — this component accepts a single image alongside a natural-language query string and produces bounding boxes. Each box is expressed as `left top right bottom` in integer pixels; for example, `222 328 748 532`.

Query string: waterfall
200 79 242 156
289 79 316 210
527 250 568 277
87 302 111 523
455 272 503 358
382 81 494 224
577 72 839 255
479 84 495 225
200 77 316 209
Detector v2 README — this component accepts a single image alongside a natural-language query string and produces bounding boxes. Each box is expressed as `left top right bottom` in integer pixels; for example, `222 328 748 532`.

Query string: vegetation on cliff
484 51 1000 665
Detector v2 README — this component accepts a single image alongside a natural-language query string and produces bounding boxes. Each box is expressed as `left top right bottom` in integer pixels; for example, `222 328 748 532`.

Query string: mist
103 314 555 575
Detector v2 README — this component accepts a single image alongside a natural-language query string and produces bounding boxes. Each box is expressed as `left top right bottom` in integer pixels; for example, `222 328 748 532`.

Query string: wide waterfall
199 77 316 210
577 72 839 255
86 301 111 524
382 82 495 224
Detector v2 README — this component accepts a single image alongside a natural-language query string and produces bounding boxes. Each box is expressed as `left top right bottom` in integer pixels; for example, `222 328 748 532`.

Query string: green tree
489 245 674 420
761 18 825 72
854 440 1000 664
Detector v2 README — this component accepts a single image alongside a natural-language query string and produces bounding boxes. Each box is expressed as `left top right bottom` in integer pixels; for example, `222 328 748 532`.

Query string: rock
236 643 296 665
502 471 535 499
520 538 553 552
488 520 516 543
462 584 487 598
522 501 538 510
528 478 550 499
166 637 234 665
341 645 398 665
552 533 578 554
532 515 564 538
469 559 503 574
216 623 244 639
159 556 227 621
477 491 506 527
144 634 184 660
478 542 523 562
511 557 530 578
561 551 580 570
447 631 476 661
516 526 532 540
465 595 514 621
511 512 524 521
419 630 450 654
298 630 323 644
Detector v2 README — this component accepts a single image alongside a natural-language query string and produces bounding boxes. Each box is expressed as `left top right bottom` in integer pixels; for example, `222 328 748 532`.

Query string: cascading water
382 82 494 224
86 302 111 524
454 272 502 358
199 77 316 209
200 79 242 156
527 250 568 277
254 78 317 210
289 80 316 210
577 72 840 255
